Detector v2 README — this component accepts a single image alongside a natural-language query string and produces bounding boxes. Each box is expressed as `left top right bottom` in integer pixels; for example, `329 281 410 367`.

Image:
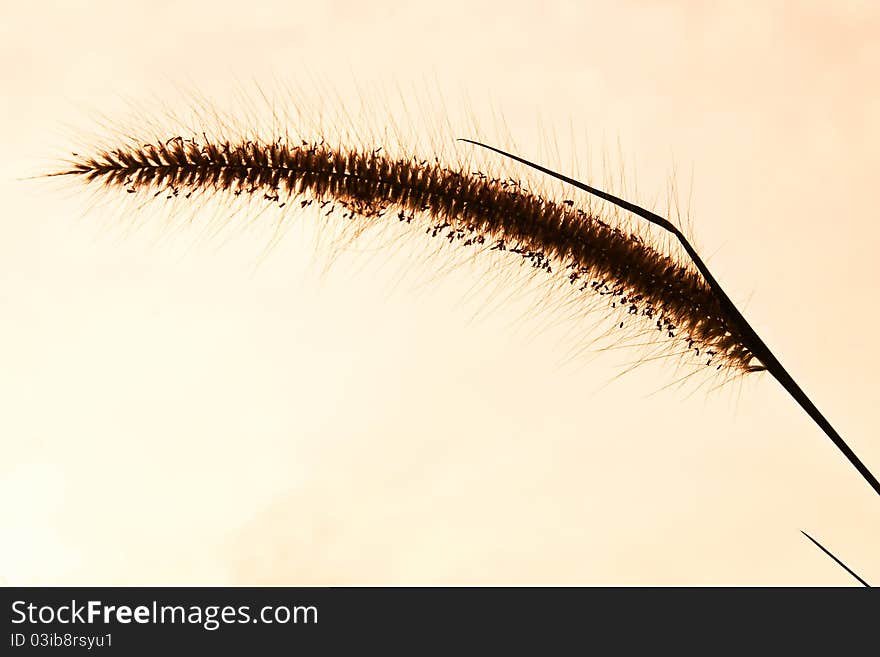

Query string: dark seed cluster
59 135 756 372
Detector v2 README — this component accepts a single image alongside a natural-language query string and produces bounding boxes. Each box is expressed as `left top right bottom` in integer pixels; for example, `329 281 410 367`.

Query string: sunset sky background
1 0 878 584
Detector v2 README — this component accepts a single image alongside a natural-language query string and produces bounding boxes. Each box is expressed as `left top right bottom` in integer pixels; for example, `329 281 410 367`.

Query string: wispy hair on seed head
46 86 765 382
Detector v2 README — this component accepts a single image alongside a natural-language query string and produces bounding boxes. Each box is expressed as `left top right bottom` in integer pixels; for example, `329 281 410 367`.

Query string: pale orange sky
1 0 878 585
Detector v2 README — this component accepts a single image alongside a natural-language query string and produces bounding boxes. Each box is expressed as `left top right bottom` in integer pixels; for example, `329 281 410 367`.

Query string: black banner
1 587 874 653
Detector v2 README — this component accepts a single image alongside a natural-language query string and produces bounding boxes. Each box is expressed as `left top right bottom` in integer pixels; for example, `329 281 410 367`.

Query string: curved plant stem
460 138 880 499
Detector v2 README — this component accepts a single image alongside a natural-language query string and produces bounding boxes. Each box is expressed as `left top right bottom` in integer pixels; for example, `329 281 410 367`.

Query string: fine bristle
53 134 758 374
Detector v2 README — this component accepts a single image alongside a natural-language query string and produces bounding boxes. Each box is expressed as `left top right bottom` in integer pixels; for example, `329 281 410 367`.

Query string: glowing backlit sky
1 0 878 585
